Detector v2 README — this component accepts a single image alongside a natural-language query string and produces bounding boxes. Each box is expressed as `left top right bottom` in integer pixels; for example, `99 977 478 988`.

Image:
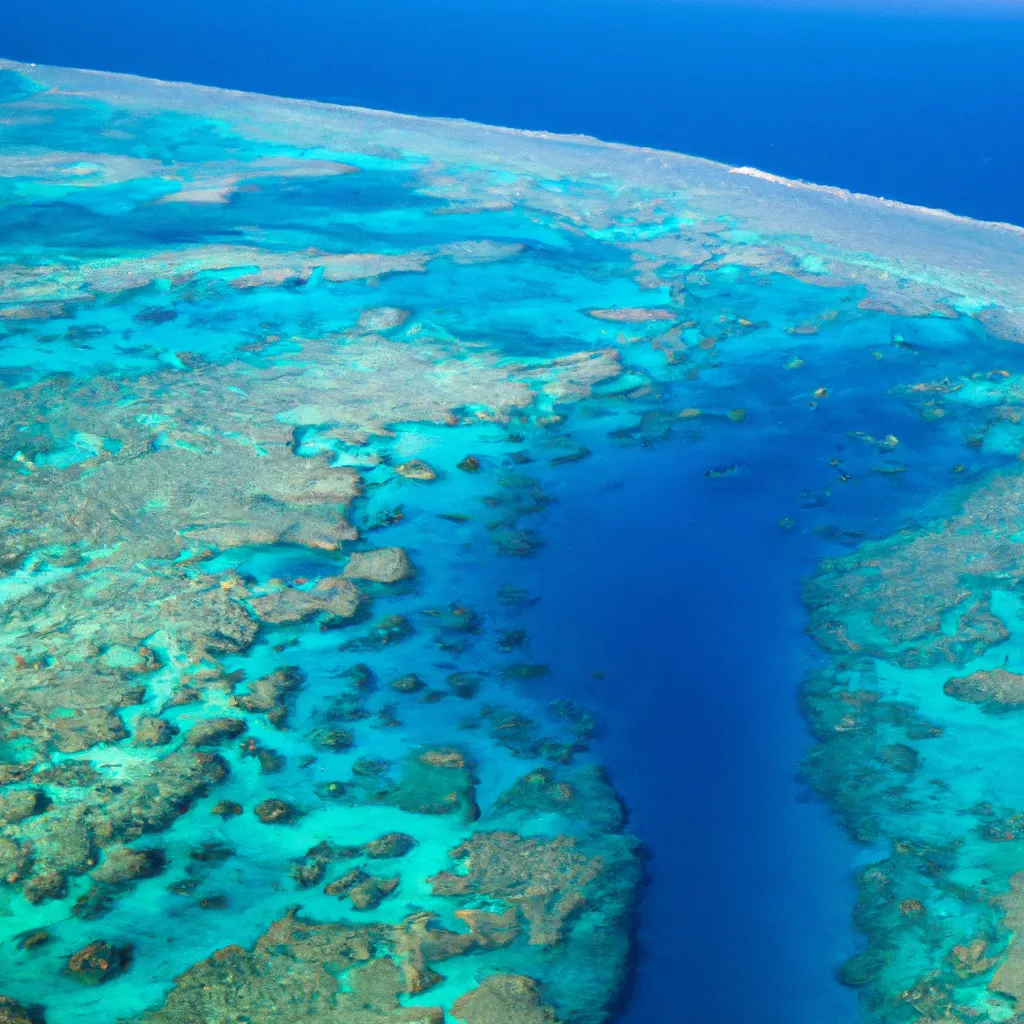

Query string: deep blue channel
515 435 863 1023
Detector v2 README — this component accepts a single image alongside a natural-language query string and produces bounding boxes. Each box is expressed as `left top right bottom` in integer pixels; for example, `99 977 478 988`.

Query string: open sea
2 5 1024 1023
5 0 1024 226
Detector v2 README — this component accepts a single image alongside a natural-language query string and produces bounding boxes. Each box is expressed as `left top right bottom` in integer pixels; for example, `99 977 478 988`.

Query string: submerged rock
496 628 527 652
340 614 414 651
343 546 413 583
0 764 37 787
325 692 370 722
429 831 605 946
990 872 1024 1006
189 842 234 864
66 940 133 985
128 908 471 1023
352 757 390 777
72 886 116 921
324 868 400 910
395 459 437 481
586 306 675 323
500 662 549 682
374 705 401 729
944 667 1024 710
495 765 625 831
197 894 229 911
497 586 537 608
235 666 305 727
257 747 286 773
345 747 478 822
91 846 165 885
314 780 346 801
1 750 231 907
356 306 409 333
48 707 129 755
0 788 44 826
452 975 562 1024
15 928 51 951
489 525 543 557
0 996 41 1024
446 671 483 698
309 727 354 752
131 714 179 747
348 875 399 910
24 871 67 905
372 614 414 644
390 673 424 694
290 840 356 888
185 717 247 746
364 832 416 859
33 761 101 787
249 577 363 625
253 799 299 825
346 663 377 692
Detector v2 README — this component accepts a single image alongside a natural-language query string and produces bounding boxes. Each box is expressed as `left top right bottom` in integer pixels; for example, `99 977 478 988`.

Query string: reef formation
1 57 1024 1024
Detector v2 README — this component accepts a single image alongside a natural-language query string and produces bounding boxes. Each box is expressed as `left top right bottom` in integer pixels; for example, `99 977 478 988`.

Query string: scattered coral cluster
802 386 1024 1021
0 61 650 1024
0 298 637 1020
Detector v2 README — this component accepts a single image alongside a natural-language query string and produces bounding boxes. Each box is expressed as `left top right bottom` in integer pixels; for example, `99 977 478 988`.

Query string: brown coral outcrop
184 717 247 746
131 908 523 1024
90 846 165 886
451 974 562 1024
944 668 1024 709
395 460 437 482
66 940 133 985
131 714 178 747
343 547 413 584
234 666 304 727
429 831 604 945
0 995 41 1024
806 472 1024 667
3 749 226 905
0 789 44 826
249 577 363 624
253 799 298 824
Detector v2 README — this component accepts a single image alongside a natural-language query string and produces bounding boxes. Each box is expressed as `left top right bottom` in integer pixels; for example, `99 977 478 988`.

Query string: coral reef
6 49 1024 1024
0 997 41 1024
343 547 414 584
801 460 1024 1021
66 941 133 985
943 667 1024 710
430 831 607 945
131 902 574 1024
452 975 562 1024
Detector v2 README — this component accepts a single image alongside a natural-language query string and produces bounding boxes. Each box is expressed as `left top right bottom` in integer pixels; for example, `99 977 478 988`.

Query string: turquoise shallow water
3 59 1024 1024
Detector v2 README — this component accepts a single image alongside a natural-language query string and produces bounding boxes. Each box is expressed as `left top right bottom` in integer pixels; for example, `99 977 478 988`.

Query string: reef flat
1 59 1024 1024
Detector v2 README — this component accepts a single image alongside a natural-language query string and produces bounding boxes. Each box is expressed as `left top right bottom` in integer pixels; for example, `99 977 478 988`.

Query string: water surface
2 59 1024 1024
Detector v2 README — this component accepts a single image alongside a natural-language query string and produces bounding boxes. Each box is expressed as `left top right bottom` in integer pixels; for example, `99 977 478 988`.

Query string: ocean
1 8 1024 1024
4 0 1024 227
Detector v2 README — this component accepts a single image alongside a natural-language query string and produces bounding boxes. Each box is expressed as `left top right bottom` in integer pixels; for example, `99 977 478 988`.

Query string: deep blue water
519 442 863 1024
5 0 1024 227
